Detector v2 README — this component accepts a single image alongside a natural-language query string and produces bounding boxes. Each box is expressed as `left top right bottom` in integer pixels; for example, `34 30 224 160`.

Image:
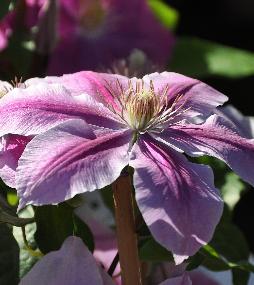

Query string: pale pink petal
16 119 131 209
217 105 254 138
19 236 114 285
142 72 228 120
130 136 223 264
159 273 192 285
0 82 122 137
158 114 254 187
189 270 221 285
0 135 31 188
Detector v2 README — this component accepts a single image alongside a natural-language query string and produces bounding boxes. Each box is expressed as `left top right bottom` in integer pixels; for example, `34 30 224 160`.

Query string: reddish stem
113 174 143 285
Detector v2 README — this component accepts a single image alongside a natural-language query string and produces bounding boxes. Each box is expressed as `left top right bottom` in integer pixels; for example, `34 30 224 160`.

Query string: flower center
105 79 190 134
124 81 161 130
106 79 173 132
79 0 106 35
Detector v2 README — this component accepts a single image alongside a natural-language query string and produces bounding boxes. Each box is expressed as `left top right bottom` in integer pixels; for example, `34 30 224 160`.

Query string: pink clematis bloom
0 0 173 73
47 0 174 74
1 71 254 264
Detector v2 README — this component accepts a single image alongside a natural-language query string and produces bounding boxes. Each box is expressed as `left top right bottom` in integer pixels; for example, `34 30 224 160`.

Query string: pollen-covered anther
105 78 190 132
122 80 161 130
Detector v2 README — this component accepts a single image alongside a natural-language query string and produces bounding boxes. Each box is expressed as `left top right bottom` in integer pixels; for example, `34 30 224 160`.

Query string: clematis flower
0 0 173 74
47 0 174 74
1 71 254 265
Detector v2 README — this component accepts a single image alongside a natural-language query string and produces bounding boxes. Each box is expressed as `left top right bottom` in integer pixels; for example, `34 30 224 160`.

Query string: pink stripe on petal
142 72 228 121
159 114 254 187
0 82 122 137
16 119 131 209
130 136 223 264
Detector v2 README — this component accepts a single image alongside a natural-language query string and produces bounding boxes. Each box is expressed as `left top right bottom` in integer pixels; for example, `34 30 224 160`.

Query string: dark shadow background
167 0 254 116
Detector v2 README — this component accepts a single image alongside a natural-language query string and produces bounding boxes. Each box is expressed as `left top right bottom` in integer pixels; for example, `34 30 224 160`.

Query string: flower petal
130 136 223 264
158 114 254 187
16 119 131 209
159 273 192 285
19 236 114 285
142 72 228 120
0 82 122 137
0 135 31 188
216 105 254 138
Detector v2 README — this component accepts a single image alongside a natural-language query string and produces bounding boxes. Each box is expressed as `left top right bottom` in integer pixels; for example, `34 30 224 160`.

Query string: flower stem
113 173 143 285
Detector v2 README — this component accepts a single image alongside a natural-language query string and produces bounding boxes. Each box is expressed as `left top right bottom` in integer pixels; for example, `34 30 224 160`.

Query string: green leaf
0 224 19 285
0 1 10 20
139 237 173 262
34 203 94 254
170 37 254 78
186 252 206 271
34 203 74 253
210 209 249 263
0 195 34 227
221 172 245 209
73 215 94 252
148 0 179 30
13 206 40 278
193 208 253 284
7 190 19 206
232 268 250 285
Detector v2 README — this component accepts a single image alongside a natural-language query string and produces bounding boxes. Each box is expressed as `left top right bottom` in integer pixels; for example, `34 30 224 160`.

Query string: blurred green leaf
0 224 19 285
148 0 179 30
171 37 254 78
34 203 74 253
7 190 19 206
186 252 206 271
73 215 94 252
193 208 253 284
221 173 245 209
100 185 115 214
0 195 34 227
232 268 250 285
34 203 94 254
0 30 34 80
209 208 249 263
13 206 40 278
0 1 10 20
139 237 173 262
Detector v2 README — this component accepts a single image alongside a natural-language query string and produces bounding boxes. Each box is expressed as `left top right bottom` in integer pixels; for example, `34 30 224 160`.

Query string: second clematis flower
1 71 254 264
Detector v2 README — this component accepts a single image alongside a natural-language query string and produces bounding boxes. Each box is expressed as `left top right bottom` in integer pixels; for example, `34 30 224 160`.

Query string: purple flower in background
19 236 115 285
19 236 192 285
1 71 254 264
0 0 173 74
47 0 173 74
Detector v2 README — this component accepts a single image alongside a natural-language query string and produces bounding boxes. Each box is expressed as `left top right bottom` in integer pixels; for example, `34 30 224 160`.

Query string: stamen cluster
105 79 189 133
